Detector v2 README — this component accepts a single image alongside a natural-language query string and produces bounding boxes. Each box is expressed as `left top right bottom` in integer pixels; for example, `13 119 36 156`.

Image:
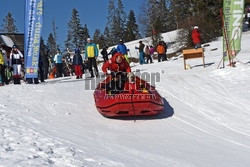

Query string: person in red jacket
102 52 131 94
102 52 131 74
191 26 201 49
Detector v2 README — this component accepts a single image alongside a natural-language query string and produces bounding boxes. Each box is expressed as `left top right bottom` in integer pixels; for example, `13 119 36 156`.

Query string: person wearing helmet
84 38 99 78
116 39 129 63
72 48 83 79
10 45 24 84
191 26 202 49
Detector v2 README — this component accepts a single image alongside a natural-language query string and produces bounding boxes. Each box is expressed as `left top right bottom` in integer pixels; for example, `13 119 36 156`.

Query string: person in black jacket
38 54 45 82
72 48 83 79
108 47 117 57
101 46 108 62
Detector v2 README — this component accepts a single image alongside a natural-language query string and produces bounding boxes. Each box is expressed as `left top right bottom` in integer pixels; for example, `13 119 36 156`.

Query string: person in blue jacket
116 39 129 63
84 38 99 78
53 50 63 77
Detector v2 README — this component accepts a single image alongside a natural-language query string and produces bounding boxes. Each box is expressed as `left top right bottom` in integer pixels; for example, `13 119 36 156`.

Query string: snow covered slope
1 31 250 167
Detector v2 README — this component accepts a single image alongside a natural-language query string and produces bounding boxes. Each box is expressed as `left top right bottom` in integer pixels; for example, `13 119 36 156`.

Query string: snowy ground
1 31 250 167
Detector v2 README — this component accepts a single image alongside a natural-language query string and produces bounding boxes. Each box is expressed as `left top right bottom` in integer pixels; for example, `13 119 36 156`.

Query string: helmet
12 44 17 49
194 26 199 29
75 48 80 53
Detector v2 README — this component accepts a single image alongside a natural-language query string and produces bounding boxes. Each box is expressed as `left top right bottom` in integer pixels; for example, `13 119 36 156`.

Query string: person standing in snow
72 48 83 79
162 41 168 61
9 45 23 84
156 41 166 62
135 41 147 65
116 39 129 63
53 50 64 78
38 54 45 83
0 49 4 86
84 38 99 78
149 45 155 62
191 26 202 49
0 44 8 85
101 46 109 62
145 45 153 64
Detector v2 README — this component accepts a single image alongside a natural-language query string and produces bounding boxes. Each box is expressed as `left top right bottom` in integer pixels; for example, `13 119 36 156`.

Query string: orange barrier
49 66 56 79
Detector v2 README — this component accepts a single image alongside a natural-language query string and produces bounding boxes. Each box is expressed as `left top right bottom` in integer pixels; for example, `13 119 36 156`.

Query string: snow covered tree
1 12 18 33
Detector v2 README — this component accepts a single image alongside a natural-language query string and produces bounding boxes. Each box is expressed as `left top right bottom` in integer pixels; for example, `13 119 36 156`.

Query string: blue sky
0 0 144 48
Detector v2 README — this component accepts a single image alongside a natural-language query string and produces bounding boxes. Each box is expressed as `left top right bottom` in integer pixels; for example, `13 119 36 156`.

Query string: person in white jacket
10 45 23 84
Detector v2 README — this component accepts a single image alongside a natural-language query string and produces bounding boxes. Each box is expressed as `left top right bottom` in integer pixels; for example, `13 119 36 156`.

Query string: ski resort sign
223 0 244 58
24 0 43 78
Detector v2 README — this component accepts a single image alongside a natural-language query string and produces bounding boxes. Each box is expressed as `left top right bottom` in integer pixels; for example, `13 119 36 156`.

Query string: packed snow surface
1 31 250 167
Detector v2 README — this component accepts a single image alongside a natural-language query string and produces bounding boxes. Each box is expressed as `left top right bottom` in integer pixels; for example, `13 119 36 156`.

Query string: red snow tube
93 76 164 117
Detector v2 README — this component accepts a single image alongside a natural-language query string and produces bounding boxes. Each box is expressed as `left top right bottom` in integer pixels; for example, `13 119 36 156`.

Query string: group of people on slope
135 40 168 64
98 25 202 94
100 39 129 63
54 37 99 79
0 44 24 85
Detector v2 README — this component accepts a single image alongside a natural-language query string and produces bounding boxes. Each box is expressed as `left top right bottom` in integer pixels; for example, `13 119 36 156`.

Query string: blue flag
25 0 43 78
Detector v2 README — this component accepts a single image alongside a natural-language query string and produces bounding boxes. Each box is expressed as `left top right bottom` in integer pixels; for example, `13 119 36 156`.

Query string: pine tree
93 29 106 49
106 0 116 45
158 0 168 32
139 0 163 46
114 0 127 41
47 33 57 59
171 0 222 46
79 24 90 48
1 12 18 33
52 19 58 47
40 37 47 57
93 29 101 44
106 0 127 45
103 26 112 46
124 10 141 42
65 8 87 51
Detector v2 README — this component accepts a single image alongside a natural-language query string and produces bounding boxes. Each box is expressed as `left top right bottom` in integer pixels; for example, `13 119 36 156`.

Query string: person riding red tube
102 52 131 75
102 52 131 93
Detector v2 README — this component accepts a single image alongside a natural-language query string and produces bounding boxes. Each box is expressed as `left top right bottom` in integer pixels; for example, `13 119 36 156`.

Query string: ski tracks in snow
157 74 250 149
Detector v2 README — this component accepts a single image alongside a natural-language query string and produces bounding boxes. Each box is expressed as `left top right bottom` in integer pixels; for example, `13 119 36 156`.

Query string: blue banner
25 0 43 78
